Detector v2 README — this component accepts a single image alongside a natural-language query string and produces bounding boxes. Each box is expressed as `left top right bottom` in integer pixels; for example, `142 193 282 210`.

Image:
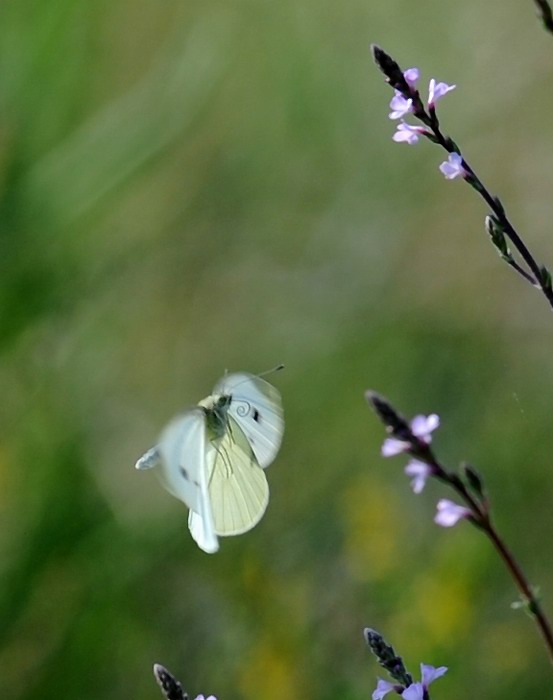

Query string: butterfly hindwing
207 416 269 535
186 423 218 554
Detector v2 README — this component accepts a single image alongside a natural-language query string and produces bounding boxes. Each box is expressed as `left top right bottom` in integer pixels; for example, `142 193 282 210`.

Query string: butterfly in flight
135 370 284 553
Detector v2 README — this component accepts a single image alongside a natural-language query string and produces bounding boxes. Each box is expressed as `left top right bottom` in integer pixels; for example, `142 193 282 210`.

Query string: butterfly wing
213 373 284 469
187 443 219 553
158 409 205 511
135 446 161 471
158 409 219 553
207 416 269 535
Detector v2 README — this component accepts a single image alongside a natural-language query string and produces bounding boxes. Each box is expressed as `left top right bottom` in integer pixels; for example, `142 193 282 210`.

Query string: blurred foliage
1 1 553 700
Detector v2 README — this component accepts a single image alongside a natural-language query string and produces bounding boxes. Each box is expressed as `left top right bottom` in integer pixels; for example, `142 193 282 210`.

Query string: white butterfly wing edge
159 410 219 554
214 373 284 469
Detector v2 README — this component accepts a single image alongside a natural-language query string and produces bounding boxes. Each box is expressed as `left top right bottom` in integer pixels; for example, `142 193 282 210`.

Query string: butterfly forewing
213 373 284 469
158 409 207 514
158 409 219 553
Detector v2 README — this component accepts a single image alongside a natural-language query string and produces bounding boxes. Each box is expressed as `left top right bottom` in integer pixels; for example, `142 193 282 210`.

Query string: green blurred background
2 1 553 699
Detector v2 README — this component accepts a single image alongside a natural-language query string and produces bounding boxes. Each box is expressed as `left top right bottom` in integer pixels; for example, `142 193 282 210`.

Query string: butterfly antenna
257 364 285 379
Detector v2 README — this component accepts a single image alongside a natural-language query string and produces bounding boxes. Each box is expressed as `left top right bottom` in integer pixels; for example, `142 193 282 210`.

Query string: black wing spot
253 409 261 422
180 466 190 481
181 466 200 487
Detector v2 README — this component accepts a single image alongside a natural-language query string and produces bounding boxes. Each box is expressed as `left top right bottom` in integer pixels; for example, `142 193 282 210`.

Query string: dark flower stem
535 0 553 33
425 450 553 664
427 128 553 308
505 257 537 285
371 45 553 311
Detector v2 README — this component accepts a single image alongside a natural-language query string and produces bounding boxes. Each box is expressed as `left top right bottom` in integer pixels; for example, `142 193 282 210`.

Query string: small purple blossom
402 683 424 700
381 413 440 457
372 679 398 700
388 69 420 119
421 664 448 686
439 152 466 180
381 437 409 457
389 93 413 120
428 79 456 108
410 414 440 440
373 664 447 700
194 696 216 700
388 69 455 146
403 67 420 88
405 459 432 493
392 122 427 144
435 499 471 527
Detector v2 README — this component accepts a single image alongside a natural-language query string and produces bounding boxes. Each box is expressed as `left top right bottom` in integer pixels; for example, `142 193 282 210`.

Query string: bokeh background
2 1 553 699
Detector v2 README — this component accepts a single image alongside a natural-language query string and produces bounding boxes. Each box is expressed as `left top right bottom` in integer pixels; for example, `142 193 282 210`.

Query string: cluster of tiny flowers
373 664 447 700
195 695 216 700
388 68 465 180
381 414 471 527
381 413 439 458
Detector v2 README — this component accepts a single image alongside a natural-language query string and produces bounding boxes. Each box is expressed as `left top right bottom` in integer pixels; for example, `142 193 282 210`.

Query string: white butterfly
135 371 284 553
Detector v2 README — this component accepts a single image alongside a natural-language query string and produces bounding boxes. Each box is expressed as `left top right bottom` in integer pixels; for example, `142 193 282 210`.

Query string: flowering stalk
371 44 553 311
366 391 553 665
364 628 447 700
535 0 553 33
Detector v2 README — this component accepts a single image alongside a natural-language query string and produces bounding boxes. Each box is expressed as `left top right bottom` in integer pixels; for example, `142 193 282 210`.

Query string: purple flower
439 152 466 180
435 499 471 527
405 459 432 493
389 93 413 120
420 664 448 686
194 696 216 700
388 69 420 119
410 414 440 440
403 665 448 700
403 68 420 88
428 79 456 108
389 68 419 119
389 70 455 148
372 679 398 700
392 122 428 145
402 683 424 700
381 437 409 457
373 664 447 700
382 413 440 457
389 71 454 122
